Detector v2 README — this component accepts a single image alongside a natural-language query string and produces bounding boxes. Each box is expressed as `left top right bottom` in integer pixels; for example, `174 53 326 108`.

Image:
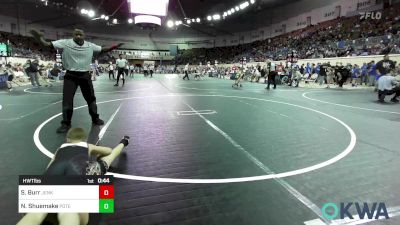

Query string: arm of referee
29 29 54 48
100 43 124 53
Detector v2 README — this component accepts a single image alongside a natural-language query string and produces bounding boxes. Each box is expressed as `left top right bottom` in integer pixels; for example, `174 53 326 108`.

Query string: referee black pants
116 68 125 85
62 71 99 126
183 71 190 80
267 71 277 89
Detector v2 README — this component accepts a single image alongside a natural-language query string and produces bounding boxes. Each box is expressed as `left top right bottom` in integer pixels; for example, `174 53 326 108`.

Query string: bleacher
175 4 400 65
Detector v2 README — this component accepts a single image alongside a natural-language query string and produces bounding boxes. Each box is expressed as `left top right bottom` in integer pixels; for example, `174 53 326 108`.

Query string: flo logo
359 12 382 20
322 202 389 220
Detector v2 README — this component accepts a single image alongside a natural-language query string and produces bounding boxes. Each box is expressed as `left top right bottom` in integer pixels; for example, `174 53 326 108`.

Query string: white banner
357 0 376 10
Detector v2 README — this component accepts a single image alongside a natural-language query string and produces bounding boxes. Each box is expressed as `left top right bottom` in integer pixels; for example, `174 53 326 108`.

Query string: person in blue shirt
351 64 361 87
315 63 321 74
368 61 377 87
360 63 368 86
305 63 312 77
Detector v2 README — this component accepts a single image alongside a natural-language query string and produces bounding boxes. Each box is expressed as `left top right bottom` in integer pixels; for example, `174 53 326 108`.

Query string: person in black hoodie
26 59 41 87
299 64 305 75
337 63 351 88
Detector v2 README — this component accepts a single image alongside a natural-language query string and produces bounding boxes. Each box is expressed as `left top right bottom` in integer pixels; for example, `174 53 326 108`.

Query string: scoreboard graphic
19 176 114 213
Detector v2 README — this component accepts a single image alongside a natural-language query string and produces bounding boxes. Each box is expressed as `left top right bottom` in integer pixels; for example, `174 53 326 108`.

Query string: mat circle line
24 85 153 95
175 83 306 92
33 94 356 184
302 91 400 115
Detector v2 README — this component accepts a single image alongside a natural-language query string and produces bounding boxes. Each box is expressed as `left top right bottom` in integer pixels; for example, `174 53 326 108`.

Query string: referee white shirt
52 39 102 72
269 62 276 72
116 58 128 69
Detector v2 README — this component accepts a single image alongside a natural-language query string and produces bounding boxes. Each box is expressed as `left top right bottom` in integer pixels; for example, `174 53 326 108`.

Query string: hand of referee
30 29 43 40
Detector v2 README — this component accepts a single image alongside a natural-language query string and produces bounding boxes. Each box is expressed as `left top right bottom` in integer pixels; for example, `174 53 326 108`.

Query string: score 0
99 185 114 213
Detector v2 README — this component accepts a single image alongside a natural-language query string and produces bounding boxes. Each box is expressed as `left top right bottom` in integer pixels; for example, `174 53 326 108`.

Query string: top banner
357 0 376 10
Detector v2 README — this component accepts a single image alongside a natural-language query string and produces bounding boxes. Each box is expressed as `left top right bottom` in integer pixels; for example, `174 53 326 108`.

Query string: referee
183 63 190 80
115 54 128 86
266 60 277 90
30 29 122 133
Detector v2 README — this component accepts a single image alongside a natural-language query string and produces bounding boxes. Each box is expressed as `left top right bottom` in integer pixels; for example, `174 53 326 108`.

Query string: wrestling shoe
92 118 105 126
120 136 130 147
56 124 71 133
390 98 399 103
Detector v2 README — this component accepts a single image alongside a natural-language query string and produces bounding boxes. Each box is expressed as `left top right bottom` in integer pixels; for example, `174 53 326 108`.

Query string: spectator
377 73 400 103
26 59 41 87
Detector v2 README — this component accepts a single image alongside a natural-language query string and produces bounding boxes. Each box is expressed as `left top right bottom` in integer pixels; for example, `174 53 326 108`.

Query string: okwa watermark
322 202 389 220
359 12 382 20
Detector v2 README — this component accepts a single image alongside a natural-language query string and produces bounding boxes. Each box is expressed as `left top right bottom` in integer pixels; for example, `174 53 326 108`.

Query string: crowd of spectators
0 31 54 60
0 59 61 91
175 54 400 91
175 5 400 65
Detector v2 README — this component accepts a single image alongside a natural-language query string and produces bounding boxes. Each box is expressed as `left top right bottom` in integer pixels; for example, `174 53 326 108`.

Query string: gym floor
1 74 399 225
